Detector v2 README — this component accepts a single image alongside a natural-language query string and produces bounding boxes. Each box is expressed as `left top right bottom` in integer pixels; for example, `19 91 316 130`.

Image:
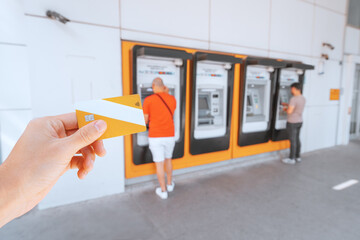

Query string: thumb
68 120 107 151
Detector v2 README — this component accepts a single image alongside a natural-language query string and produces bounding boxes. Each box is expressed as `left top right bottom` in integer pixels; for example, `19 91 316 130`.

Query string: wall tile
305 105 339 152
270 0 314 56
121 0 209 41
0 45 32 110
121 29 209 50
344 26 360 55
0 110 32 162
0 0 27 44
315 0 348 14
210 0 270 50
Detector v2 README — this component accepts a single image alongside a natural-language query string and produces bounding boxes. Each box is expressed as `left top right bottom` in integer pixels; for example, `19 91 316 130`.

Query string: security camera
321 54 329 60
46 10 70 24
322 42 335 50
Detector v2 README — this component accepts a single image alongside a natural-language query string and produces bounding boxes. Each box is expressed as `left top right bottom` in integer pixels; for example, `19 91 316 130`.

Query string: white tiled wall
270 0 314 56
25 17 122 117
0 0 27 45
39 136 125 209
0 45 32 110
0 0 32 163
121 29 209 50
0 110 32 163
305 105 339 152
344 26 360 54
312 6 346 60
306 59 342 106
121 0 209 41
315 0 348 14
24 0 120 27
24 15 125 208
26 16 125 208
210 0 271 50
302 59 342 152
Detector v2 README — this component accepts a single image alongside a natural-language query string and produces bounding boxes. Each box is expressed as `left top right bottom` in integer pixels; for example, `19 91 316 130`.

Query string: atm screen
139 87 175 103
280 95 288 104
140 87 154 103
253 94 259 104
199 95 210 110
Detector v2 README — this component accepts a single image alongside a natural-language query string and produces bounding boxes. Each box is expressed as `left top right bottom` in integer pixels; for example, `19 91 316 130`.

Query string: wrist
0 159 25 227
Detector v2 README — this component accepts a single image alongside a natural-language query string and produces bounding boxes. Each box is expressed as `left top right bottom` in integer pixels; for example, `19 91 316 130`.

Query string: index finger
55 112 79 131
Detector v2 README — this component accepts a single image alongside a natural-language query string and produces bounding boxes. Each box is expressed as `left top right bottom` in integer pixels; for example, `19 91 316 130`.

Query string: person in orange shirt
143 77 176 200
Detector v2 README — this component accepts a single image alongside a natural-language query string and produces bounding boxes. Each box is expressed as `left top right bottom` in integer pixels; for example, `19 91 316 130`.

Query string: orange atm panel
123 41 295 179
123 41 244 179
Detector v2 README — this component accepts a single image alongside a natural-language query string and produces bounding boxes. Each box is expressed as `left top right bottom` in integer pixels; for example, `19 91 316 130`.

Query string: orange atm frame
122 41 291 179
122 41 244 179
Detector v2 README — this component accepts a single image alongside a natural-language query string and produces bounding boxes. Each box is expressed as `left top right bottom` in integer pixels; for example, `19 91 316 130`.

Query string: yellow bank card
75 94 147 139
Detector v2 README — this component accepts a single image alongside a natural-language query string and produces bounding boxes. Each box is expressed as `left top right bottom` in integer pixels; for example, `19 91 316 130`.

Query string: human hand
0 113 107 227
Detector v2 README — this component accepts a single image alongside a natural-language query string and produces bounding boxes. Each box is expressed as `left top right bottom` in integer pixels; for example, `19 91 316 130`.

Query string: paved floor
1 141 360 240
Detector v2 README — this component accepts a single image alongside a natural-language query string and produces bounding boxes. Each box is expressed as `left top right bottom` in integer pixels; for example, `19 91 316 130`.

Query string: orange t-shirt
143 92 176 138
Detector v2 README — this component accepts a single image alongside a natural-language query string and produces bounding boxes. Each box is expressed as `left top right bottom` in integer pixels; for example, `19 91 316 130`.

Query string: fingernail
94 120 107 132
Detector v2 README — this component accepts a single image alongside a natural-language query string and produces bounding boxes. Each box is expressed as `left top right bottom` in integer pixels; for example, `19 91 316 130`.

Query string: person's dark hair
291 82 302 91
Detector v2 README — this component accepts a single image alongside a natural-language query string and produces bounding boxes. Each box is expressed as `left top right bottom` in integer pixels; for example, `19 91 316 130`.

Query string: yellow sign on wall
330 89 340 101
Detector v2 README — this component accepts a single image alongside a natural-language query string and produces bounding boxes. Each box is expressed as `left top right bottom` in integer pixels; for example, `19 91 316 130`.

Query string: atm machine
271 62 314 141
190 52 242 155
238 57 287 146
132 45 192 164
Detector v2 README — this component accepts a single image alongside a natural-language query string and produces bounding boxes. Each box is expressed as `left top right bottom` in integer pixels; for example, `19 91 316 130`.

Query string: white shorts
148 137 176 163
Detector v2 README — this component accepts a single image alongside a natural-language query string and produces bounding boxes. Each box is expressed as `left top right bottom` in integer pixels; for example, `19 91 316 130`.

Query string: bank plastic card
75 94 147 139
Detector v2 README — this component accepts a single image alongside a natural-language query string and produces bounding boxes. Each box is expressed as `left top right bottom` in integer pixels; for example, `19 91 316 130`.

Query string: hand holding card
75 94 147 139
